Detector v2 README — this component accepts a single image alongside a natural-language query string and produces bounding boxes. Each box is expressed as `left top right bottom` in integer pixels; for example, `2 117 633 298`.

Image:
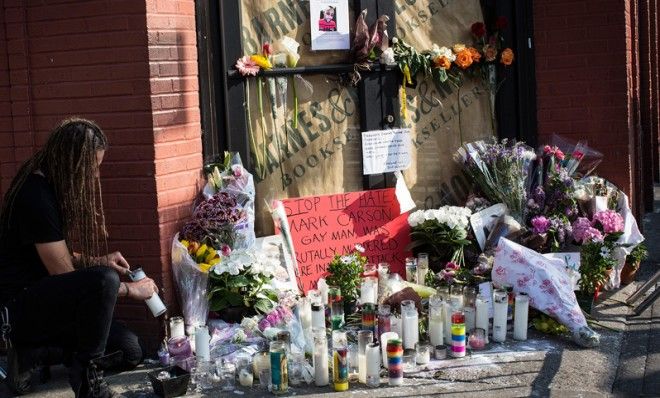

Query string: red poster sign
279 188 411 293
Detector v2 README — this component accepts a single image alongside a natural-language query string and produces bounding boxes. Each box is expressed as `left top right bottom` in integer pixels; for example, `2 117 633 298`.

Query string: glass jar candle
361 277 377 305
513 292 529 341
492 289 508 343
451 311 466 358
332 330 349 391
311 303 325 329
386 338 404 386
377 263 390 302
331 301 344 330
415 343 431 365
270 341 288 395
169 316 185 339
475 295 490 344
366 342 381 387
401 304 419 350
236 355 253 387
405 257 417 282
450 284 465 310
402 349 417 374
437 285 450 301
378 304 391 336
428 295 444 347
362 303 376 335
357 330 373 384
416 253 429 286
468 328 487 350
312 327 329 386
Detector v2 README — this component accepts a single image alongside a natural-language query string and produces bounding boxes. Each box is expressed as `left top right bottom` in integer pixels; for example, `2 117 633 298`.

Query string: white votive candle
513 292 529 341
476 296 490 344
401 309 419 350
169 316 185 339
492 289 508 343
443 301 452 345
366 343 381 387
239 368 253 387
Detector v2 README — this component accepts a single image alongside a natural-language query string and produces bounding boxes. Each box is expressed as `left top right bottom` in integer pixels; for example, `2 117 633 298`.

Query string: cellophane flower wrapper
492 238 599 347
202 153 256 251
171 233 209 331
207 319 267 362
257 305 306 354
549 134 603 177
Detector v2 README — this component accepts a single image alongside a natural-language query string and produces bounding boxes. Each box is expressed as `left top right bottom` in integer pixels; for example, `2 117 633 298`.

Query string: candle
332 331 349 391
307 289 322 305
239 368 253 387
167 336 191 358
363 263 378 278
379 331 399 367
366 343 381 387
450 284 464 311
311 303 325 329
443 301 452 345
357 330 373 384
492 289 508 343
391 314 402 337
437 285 450 301
377 263 390 303
416 253 429 286
451 311 466 358
194 325 210 361
331 301 344 330
468 328 487 350
415 343 431 365
362 303 376 335
318 279 329 306
428 295 444 347
361 277 377 304
475 296 490 344
299 297 312 330
378 304 391 336
169 316 185 339
386 338 404 386
434 345 447 360
312 327 329 386
401 306 419 350
405 257 417 282
464 306 476 334
513 293 529 341
270 341 288 395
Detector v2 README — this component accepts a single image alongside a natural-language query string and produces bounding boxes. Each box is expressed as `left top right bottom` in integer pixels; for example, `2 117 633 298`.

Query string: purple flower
266 312 281 326
531 216 550 234
592 210 624 234
258 318 271 331
582 227 604 243
572 217 592 244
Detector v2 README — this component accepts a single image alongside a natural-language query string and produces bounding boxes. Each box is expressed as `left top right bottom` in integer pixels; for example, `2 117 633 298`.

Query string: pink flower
266 312 281 326
235 56 259 76
592 210 624 234
262 42 272 57
221 244 232 257
543 145 552 154
231 164 243 177
582 227 604 243
572 150 584 160
445 261 460 270
572 217 593 243
258 318 271 331
531 215 550 234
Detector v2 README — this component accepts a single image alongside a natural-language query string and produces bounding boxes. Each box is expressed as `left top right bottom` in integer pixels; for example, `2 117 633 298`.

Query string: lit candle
450 311 466 358
401 306 419 350
361 278 377 305
169 316 185 339
513 292 529 341
475 296 490 344
492 289 508 343
387 339 404 386
379 331 399 367
194 325 210 361
366 342 381 387
428 295 444 347
443 300 452 345
312 327 329 386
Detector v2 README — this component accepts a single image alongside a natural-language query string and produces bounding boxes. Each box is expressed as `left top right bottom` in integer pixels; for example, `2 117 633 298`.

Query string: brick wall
533 1 637 199
0 0 202 352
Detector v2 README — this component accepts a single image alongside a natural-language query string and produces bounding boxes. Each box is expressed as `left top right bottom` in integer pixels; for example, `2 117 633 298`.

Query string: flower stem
245 81 262 178
291 75 298 129
257 77 268 178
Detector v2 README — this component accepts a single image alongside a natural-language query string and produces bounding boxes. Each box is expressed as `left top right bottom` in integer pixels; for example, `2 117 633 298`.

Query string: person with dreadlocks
0 118 159 398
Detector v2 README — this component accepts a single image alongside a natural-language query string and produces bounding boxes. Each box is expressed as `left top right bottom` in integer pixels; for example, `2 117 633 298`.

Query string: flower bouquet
407 206 473 268
454 139 536 224
207 249 285 320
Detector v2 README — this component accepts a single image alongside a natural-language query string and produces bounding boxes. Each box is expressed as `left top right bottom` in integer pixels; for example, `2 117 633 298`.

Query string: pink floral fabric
492 238 587 332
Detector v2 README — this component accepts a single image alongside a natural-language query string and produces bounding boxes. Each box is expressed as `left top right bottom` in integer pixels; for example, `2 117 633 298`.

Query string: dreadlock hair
0 117 109 267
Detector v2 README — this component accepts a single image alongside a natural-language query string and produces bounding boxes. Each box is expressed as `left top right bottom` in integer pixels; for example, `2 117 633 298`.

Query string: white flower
408 210 426 227
438 46 456 62
240 316 259 331
391 37 398 44
232 329 247 343
424 209 437 221
380 48 395 65
354 244 365 253
600 246 610 258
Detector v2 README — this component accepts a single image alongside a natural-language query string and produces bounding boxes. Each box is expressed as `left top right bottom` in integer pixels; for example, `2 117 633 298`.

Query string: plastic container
148 366 190 398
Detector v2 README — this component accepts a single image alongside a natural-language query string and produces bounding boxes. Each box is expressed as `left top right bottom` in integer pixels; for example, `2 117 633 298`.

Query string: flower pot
575 292 594 314
213 306 256 324
620 260 640 285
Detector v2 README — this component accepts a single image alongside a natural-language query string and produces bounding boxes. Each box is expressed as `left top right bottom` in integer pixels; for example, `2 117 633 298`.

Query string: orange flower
455 49 473 69
483 45 497 62
434 55 452 70
468 47 481 63
500 48 514 66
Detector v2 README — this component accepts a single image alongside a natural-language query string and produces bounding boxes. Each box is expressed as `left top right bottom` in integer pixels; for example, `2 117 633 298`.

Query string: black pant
7 266 143 369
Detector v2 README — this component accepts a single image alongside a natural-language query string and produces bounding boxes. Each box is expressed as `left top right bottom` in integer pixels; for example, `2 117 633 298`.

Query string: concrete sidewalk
1 202 658 398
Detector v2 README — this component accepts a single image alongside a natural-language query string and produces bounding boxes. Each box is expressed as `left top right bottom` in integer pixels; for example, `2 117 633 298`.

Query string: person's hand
98 251 130 275
126 278 159 301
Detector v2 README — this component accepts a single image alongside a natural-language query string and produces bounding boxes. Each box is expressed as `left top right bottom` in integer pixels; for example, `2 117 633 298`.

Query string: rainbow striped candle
362 303 376 335
386 338 403 386
451 311 466 358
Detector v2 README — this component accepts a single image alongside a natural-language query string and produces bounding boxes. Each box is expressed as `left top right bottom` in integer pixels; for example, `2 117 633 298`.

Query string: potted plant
325 246 368 312
621 242 648 285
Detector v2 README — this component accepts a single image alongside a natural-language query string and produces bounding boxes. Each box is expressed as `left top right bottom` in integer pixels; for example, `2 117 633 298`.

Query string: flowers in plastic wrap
256 304 306 353
454 139 536 223
492 238 600 348
408 205 473 270
208 249 284 315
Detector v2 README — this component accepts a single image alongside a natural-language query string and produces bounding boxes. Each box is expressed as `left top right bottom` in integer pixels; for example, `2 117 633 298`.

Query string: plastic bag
547 134 603 177
171 233 209 332
492 238 600 347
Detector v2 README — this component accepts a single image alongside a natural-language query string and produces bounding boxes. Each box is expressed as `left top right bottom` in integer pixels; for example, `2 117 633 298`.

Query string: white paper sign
361 128 411 175
310 0 350 51
254 235 298 292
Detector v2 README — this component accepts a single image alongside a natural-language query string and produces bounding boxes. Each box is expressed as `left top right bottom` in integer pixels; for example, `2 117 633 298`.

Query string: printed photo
318 6 337 31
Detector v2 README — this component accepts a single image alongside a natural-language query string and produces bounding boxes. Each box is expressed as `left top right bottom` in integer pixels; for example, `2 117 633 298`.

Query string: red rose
496 16 508 30
262 42 272 57
471 22 486 38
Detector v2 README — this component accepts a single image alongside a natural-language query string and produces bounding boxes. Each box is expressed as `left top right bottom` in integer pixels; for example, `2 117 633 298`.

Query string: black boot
69 352 122 398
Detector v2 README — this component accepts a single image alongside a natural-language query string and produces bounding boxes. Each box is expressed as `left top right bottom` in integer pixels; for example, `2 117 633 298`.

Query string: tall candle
318 279 329 306
194 325 210 361
405 257 416 282
379 331 399 367
169 316 185 339
464 306 476 334
451 311 466 358
475 296 490 344
331 301 344 330
492 289 508 343
387 339 404 386
377 263 390 303
416 253 429 286
378 304 391 336
391 314 402 337
513 293 529 341
312 328 329 386
299 297 312 330
443 301 452 345
450 284 464 311
270 341 288 395
366 342 381 387
311 303 325 329
428 295 444 347
361 277 377 304
401 307 419 350
362 303 376 336
357 330 373 384
332 331 349 391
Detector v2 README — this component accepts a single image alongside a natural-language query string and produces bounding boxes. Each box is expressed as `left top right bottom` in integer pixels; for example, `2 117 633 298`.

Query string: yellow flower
453 43 466 54
500 48 514 66
455 49 473 69
199 263 212 273
250 54 272 70
180 239 189 248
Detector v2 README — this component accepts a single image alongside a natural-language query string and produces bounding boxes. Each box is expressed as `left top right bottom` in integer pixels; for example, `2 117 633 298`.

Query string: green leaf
227 275 250 288
209 297 228 312
254 298 275 314
225 291 244 306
